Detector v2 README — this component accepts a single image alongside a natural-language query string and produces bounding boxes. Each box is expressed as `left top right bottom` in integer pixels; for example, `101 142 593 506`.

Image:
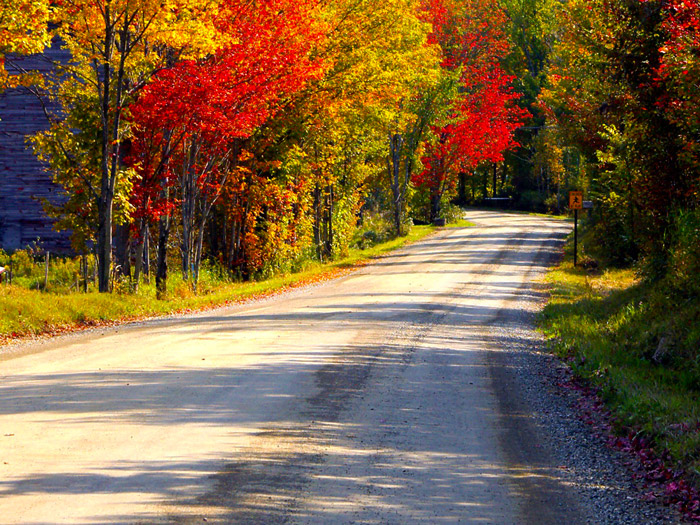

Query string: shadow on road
0 215 587 524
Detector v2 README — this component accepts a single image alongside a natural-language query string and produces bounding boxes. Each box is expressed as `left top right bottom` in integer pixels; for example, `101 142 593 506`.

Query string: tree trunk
324 185 334 259
44 252 49 290
430 190 441 222
133 219 147 292
96 5 113 294
458 172 467 204
97 193 113 293
389 133 404 236
133 241 142 293
181 181 193 281
313 184 322 261
81 255 89 293
469 170 475 201
228 220 239 274
227 195 249 277
192 217 207 293
156 213 171 299
493 162 498 198
180 145 198 281
143 223 150 283
114 223 131 279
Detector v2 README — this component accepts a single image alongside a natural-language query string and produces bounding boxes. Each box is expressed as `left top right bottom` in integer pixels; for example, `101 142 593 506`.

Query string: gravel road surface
0 210 678 523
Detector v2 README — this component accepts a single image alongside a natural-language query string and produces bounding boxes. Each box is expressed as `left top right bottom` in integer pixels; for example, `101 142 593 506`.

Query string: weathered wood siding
0 45 73 253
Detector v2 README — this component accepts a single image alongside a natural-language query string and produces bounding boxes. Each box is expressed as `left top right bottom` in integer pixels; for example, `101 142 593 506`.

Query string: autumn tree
541 0 694 268
128 0 324 290
33 0 225 292
306 0 439 253
498 0 559 206
414 0 526 221
656 0 700 177
241 0 440 261
381 4 445 236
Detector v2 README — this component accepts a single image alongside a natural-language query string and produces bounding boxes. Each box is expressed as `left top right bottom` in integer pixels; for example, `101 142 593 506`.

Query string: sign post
569 191 583 266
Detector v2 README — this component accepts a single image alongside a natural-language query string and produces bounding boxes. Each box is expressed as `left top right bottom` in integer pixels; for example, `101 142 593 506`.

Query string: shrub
584 192 639 267
666 209 700 299
516 190 546 212
352 212 394 249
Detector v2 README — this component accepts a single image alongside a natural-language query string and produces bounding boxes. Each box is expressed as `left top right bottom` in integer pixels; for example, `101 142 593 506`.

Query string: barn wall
0 44 73 253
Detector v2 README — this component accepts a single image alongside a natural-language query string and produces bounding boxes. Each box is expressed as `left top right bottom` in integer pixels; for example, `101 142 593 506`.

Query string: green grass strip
0 224 440 342
540 261 700 479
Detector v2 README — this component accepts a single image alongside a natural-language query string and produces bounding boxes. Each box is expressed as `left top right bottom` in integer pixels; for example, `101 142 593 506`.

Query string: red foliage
422 0 510 74
415 0 528 216
126 0 325 225
654 0 700 173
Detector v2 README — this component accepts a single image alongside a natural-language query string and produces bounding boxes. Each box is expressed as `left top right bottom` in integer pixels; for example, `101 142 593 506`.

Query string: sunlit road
0 210 580 524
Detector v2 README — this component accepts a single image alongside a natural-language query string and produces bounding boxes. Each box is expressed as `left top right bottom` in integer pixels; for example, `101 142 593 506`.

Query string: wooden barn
0 45 73 253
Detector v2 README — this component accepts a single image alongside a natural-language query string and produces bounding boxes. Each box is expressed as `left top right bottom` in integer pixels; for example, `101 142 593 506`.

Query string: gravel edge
490 277 682 524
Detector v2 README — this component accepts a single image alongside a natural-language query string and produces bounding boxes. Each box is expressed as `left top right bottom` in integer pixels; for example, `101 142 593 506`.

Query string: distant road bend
0 210 600 524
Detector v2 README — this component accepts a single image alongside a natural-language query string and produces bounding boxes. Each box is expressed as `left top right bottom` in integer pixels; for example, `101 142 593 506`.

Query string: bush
666 209 700 298
8 249 36 278
584 192 639 267
0 247 88 292
352 213 394 249
544 193 564 214
442 203 465 224
516 190 546 212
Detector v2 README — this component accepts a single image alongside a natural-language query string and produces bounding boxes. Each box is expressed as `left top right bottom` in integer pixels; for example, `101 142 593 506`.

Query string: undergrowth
540 262 700 484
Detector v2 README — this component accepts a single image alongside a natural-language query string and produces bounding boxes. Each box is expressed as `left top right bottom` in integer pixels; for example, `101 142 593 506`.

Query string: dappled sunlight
0 213 575 523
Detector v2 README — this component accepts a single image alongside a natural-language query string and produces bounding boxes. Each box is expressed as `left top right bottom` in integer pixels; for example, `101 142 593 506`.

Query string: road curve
1 210 579 524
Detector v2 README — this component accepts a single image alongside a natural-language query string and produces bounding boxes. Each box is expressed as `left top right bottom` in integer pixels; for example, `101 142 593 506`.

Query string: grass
0 224 440 343
445 218 476 228
540 260 700 480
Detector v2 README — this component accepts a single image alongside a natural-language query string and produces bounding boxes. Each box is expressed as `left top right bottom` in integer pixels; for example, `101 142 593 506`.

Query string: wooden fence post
44 251 50 290
82 255 88 292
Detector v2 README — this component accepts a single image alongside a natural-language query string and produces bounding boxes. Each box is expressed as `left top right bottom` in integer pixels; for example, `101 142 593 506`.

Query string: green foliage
410 179 436 224
584 192 639 267
30 78 136 253
516 190 546 212
666 209 700 299
352 213 396 249
0 248 91 292
539 0 700 273
440 204 465 224
499 0 559 208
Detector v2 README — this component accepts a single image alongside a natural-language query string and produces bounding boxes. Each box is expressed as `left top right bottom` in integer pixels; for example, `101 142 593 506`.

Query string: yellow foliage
0 0 50 90
0 0 49 55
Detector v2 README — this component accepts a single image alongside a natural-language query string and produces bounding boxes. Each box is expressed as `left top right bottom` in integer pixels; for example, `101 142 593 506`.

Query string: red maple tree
127 0 325 289
416 0 528 220
655 0 700 174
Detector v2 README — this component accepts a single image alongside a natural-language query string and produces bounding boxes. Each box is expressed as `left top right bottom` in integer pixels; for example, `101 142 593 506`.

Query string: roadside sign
569 191 584 267
582 200 594 209
569 191 583 210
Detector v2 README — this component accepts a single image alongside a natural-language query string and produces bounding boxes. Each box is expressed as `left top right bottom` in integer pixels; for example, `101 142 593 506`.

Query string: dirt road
0 210 600 523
